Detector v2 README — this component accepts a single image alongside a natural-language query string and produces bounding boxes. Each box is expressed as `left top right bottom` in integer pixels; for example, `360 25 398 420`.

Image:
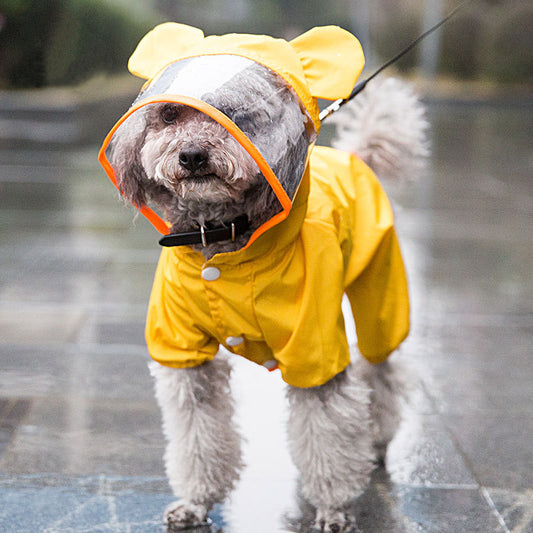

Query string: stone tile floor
0 103 532 532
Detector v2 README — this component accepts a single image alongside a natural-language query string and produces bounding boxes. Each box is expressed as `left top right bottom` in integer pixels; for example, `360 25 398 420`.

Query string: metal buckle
200 226 207 247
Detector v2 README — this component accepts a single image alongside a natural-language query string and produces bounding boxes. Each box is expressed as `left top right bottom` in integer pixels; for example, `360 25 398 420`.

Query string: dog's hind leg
286 364 375 532
357 357 410 464
149 357 243 529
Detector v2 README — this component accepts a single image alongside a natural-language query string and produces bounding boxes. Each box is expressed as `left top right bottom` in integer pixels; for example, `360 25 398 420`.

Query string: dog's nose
179 147 209 172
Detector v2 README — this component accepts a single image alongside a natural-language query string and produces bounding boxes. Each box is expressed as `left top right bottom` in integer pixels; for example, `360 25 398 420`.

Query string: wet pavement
0 100 532 532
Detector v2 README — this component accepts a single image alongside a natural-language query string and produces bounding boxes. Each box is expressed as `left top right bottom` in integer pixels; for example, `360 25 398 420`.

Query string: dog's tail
330 77 429 181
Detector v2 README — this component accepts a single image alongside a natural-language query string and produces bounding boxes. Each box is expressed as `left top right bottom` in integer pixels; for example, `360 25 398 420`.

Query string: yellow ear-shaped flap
290 26 365 101
128 22 205 80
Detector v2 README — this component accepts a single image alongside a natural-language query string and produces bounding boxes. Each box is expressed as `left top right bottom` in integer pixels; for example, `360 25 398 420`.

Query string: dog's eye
232 112 254 132
161 105 180 124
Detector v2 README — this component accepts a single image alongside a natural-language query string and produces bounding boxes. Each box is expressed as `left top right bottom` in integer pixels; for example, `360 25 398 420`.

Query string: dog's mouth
181 174 219 184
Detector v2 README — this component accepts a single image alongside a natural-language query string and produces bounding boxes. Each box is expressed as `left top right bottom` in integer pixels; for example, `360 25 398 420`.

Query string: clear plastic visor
99 55 316 237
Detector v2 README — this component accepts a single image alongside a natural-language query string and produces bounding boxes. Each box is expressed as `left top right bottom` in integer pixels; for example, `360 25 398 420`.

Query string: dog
100 24 428 532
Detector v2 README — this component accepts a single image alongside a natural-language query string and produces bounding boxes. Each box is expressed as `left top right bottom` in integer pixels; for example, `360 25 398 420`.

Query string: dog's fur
110 68 427 532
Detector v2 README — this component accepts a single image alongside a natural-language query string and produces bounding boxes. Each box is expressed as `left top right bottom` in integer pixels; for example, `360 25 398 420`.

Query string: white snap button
226 336 244 347
263 359 277 370
201 267 220 281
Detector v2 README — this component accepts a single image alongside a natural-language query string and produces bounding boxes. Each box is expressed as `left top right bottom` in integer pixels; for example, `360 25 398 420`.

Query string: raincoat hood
99 23 365 249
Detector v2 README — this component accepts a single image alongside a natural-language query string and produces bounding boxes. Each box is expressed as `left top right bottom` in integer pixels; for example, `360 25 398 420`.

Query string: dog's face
139 103 261 208
107 60 313 253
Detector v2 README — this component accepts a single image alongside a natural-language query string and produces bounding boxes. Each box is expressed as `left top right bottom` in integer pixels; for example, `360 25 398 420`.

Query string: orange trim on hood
98 95 293 249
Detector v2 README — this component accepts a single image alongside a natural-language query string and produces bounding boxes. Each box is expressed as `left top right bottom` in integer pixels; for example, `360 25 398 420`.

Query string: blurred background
1 0 531 147
1 0 532 89
0 1 532 532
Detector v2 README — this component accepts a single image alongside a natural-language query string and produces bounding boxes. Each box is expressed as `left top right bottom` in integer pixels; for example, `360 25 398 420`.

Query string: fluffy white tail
331 77 429 181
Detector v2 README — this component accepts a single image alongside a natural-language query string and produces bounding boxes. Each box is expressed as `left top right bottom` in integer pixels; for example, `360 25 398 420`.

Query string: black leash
319 1 469 122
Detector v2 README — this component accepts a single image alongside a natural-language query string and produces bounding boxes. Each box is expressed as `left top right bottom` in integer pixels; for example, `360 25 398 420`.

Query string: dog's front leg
150 357 243 529
287 364 375 532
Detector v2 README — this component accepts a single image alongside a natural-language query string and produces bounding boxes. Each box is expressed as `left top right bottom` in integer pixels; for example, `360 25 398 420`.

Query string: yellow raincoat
99 23 410 388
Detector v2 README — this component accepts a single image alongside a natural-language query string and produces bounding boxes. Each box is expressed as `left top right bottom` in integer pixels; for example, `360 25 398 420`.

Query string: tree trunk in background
419 0 444 77
349 0 373 68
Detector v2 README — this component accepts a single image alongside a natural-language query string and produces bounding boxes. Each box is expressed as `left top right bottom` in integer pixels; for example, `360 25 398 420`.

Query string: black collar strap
159 215 250 248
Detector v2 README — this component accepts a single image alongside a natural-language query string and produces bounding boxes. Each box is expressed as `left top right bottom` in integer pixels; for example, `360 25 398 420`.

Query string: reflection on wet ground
1 102 532 532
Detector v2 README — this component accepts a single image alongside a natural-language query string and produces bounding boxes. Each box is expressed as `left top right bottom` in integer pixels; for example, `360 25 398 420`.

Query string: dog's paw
164 500 210 530
311 508 359 533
